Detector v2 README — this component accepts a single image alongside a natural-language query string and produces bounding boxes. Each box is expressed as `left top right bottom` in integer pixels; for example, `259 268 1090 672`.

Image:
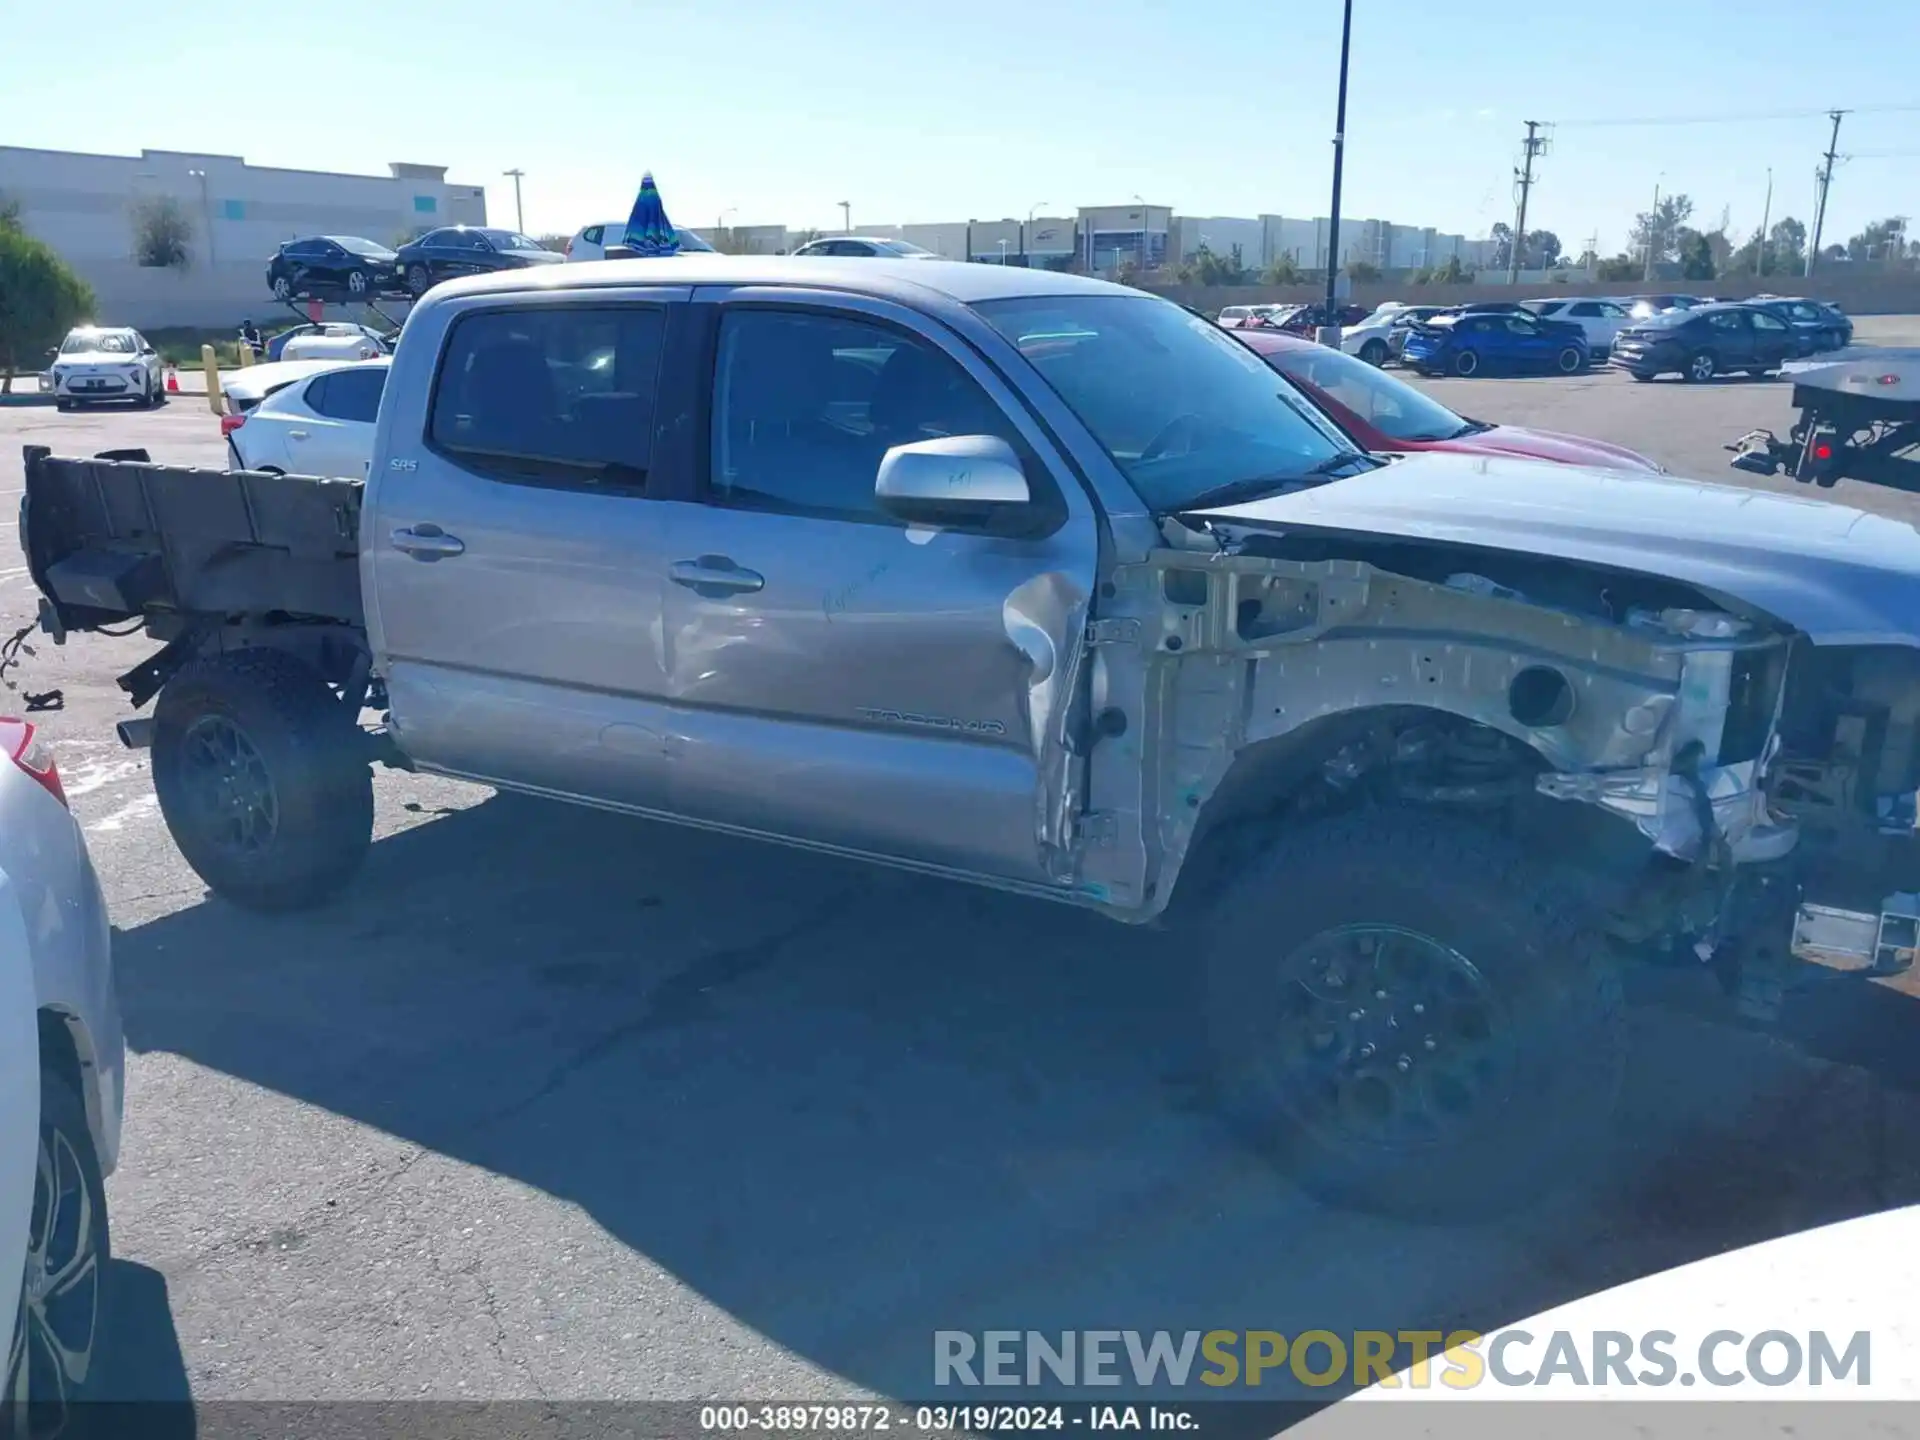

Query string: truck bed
21 446 365 632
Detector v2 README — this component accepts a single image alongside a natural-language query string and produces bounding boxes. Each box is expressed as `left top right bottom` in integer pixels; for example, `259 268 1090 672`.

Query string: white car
1525 297 1633 354
1339 305 1418 365
225 356 390 477
48 327 165 411
789 236 939 259
277 324 386 364
0 716 123 1425
562 222 717 261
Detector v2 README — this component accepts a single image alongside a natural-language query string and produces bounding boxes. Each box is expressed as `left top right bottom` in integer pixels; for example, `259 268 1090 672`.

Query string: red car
1236 329 1662 472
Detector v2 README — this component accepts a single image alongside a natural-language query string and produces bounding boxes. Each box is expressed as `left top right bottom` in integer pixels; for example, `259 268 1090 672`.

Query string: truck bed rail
21 446 365 632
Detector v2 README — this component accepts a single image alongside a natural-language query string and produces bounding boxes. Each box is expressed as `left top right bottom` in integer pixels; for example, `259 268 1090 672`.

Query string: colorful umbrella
622 173 681 257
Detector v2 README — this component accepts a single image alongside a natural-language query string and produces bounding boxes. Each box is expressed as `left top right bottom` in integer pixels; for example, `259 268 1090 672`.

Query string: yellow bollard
201 344 223 416
235 341 253 369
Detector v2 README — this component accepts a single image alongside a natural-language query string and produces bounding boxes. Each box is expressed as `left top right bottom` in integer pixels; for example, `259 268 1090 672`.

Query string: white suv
48 327 165 410
1524 298 1632 354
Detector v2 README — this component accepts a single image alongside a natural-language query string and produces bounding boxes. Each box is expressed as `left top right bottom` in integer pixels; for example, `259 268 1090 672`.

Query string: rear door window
428 305 667 491
310 366 386 424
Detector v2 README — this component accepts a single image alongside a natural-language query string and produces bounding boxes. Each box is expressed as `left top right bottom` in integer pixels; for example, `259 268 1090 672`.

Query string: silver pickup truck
22 257 1920 1216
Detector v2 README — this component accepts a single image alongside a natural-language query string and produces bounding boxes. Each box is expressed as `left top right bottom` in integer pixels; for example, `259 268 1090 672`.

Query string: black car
266 235 403 303
1622 293 1706 321
1607 302 1797 382
1746 296 1853 355
393 227 564 296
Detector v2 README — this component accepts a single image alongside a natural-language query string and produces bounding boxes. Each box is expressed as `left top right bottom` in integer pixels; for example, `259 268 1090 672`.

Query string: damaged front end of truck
1079 507 1920 1019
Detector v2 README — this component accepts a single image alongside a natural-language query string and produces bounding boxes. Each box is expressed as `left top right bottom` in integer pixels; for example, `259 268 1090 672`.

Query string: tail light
220 413 246 435
0 718 66 808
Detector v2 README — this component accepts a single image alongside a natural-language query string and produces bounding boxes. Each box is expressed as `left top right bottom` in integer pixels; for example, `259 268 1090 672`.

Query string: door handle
669 556 764 596
287 430 309 439
391 524 465 561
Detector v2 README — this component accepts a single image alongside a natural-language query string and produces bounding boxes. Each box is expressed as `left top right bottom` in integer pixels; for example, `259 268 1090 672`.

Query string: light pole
1023 201 1046 264
503 169 526 233
1132 193 1149 271
1320 0 1354 345
998 239 1009 264
1642 176 1664 282
718 206 737 251
839 200 852 235
1756 168 1773 276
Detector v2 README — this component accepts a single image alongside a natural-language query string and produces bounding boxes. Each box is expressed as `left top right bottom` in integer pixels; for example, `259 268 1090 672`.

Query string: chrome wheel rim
180 715 278 856
407 266 428 295
1456 352 1477 375
1690 353 1714 381
9 1121 102 1434
1267 924 1505 1152
347 271 366 295
271 276 290 300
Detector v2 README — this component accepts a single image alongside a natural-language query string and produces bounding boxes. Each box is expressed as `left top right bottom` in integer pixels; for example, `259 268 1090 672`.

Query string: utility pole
503 169 526 233
1319 0 1354 343
1642 181 1662 282
1756 168 1773 276
1584 230 1599 277
1508 120 1545 284
839 200 852 235
1806 109 1846 278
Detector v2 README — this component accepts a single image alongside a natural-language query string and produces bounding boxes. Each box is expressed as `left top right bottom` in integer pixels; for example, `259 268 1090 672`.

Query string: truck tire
1202 809 1624 1219
152 649 373 912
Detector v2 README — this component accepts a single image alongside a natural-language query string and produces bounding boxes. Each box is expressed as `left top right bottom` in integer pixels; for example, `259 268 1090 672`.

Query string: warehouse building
0 145 487 328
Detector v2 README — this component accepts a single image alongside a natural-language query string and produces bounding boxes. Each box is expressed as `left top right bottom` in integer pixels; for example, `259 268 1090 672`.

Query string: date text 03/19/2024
697 1403 1202 1433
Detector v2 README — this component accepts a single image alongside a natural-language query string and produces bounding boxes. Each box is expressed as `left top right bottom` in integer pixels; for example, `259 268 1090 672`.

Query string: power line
1550 101 1920 129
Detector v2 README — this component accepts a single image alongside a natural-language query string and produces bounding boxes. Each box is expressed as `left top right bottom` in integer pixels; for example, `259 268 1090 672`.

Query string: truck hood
1191 449 1920 648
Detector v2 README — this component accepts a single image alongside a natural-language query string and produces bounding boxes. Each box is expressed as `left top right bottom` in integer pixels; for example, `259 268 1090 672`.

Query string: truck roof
417 254 1127 308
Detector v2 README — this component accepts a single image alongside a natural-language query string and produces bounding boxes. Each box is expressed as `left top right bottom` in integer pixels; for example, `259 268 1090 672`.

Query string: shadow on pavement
96 1259 195 1435
107 792 1920 1398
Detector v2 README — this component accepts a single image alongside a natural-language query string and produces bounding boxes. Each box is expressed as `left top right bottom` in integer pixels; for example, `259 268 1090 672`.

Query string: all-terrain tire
1202 808 1624 1219
152 649 373 912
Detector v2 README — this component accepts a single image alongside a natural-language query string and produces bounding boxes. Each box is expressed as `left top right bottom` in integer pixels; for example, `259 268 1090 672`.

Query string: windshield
481 229 545 251
975 295 1353 512
61 331 134 354
874 239 935 257
332 236 397 259
1264 344 1472 444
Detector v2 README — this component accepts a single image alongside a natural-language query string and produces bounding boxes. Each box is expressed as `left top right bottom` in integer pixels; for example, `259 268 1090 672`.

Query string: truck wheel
152 649 373 912
1202 809 1624 1218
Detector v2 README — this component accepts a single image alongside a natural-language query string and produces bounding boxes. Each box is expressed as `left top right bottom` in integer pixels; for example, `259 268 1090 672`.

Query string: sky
4 0 1917 257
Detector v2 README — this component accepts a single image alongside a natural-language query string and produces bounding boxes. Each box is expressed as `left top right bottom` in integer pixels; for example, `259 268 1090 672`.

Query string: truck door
652 287 1103 884
364 285 695 810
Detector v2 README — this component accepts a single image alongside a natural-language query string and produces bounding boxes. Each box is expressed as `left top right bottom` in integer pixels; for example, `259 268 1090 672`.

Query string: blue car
1401 309 1591 378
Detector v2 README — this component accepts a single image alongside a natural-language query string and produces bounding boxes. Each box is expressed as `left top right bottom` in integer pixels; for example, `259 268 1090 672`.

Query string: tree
130 195 193 269
1596 252 1640 282
1847 216 1911 263
1524 230 1562 269
1629 193 1694 271
1574 247 1599 270
1436 253 1473 284
1261 253 1305 285
1678 229 1716 281
0 191 20 233
0 225 94 394
1346 259 1382 283
1768 217 1806 272
1177 243 1249 286
1488 222 1513 270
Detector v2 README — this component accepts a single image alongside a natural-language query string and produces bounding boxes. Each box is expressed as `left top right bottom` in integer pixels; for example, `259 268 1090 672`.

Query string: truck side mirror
875 435 1030 526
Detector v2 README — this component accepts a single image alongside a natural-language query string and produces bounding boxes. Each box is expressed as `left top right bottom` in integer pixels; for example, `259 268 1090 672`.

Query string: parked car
394 227 563 296
265 323 391 364
1402 309 1590 376
1380 305 1448 359
1522 297 1633 354
789 236 939 259
1265 300 1370 336
1337 304 1448 364
1447 300 1536 315
0 715 123 1426
46 327 165 410
215 360 346 426
27 257 1920 1225
1237 330 1660 470
1745 296 1854 355
1624 293 1706 320
562 223 717 261
1217 304 1295 330
1608 302 1797 381
224 357 390 477
267 236 403 303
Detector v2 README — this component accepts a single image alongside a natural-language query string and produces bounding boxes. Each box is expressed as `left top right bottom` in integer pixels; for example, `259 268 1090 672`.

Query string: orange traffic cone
165 366 180 393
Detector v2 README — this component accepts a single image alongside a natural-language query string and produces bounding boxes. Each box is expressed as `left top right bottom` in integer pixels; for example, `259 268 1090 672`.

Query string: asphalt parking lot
7 320 1920 1409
